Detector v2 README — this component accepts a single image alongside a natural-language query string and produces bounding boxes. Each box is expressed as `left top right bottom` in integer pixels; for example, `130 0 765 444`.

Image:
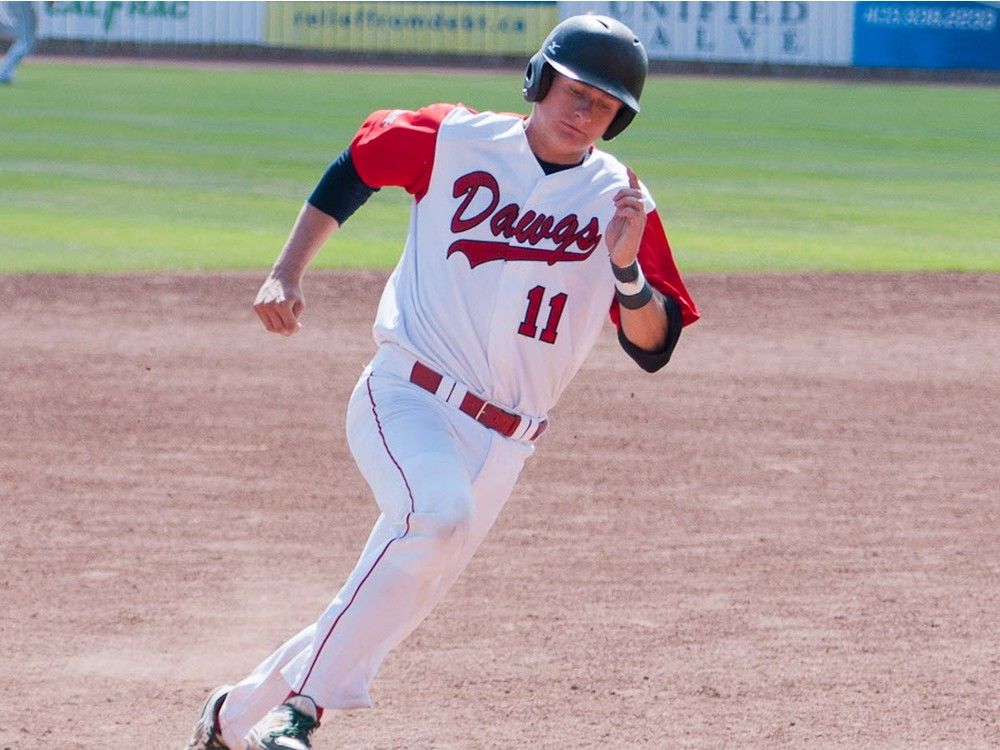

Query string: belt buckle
478 400 520 438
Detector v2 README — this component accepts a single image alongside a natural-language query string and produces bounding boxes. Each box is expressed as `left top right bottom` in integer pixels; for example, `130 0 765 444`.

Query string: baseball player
0 1 37 85
184 14 698 750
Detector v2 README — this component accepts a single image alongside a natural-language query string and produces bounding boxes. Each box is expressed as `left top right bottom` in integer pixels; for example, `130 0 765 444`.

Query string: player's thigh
346 372 489 521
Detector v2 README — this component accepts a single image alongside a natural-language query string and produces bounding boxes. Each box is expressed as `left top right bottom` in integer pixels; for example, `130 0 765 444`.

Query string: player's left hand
605 168 646 269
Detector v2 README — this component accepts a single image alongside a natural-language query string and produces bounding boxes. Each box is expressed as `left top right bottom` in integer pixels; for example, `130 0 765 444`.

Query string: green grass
1 60 998 273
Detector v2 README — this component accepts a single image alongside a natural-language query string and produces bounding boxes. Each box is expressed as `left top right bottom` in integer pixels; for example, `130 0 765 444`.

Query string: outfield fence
24 1 1000 78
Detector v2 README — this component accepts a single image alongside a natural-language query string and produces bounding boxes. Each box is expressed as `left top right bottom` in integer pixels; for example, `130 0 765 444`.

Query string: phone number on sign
862 5 997 31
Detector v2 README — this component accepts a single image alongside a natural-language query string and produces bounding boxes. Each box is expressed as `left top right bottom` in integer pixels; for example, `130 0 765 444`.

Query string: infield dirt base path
1 271 997 749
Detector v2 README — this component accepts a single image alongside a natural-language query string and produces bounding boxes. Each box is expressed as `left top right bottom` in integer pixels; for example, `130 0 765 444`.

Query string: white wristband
612 260 653 310
612 259 646 295
615 274 646 297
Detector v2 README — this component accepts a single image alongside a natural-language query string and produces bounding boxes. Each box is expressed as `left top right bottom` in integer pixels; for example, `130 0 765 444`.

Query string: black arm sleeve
616 293 684 373
307 147 378 225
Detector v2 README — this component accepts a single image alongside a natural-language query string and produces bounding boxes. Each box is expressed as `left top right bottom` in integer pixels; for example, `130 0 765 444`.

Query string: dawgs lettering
447 171 601 268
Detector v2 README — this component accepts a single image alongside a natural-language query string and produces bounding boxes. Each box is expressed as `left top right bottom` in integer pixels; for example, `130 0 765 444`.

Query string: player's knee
418 493 475 551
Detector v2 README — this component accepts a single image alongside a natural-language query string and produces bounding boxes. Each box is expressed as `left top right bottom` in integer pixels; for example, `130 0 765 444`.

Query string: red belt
409 361 547 442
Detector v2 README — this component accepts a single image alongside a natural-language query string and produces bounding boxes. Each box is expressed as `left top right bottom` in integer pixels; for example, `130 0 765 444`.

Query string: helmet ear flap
602 107 636 140
522 56 553 103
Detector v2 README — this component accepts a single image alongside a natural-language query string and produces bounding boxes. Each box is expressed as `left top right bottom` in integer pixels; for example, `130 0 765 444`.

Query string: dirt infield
1 271 997 749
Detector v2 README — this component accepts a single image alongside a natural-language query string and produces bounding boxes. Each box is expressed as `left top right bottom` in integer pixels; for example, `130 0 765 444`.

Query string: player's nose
572 97 595 121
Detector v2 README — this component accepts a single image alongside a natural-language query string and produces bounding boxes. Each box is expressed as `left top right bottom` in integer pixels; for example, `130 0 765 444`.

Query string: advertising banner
264 2 557 55
559 1 854 66
853 2 1000 69
40 1 265 44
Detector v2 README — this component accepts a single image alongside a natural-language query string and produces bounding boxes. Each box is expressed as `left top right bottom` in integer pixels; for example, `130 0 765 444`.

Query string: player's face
526 72 622 164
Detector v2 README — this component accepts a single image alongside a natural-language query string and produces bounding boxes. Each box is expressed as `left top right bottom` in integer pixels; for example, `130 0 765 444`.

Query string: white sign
560 1 855 65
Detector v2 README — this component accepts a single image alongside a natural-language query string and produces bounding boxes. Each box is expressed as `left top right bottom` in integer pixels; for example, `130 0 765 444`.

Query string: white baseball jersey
351 104 698 420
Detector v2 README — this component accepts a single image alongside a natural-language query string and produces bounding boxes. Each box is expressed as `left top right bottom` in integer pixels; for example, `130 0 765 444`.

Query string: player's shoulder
583 147 631 187
586 147 656 208
366 103 518 134
438 105 525 137
369 103 461 130
585 145 628 178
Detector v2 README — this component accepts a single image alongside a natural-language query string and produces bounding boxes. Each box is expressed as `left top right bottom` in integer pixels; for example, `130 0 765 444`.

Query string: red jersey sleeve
349 103 458 201
609 208 700 328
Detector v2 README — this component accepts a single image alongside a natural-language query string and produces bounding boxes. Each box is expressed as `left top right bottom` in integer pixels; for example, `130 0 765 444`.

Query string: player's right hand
253 275 304 336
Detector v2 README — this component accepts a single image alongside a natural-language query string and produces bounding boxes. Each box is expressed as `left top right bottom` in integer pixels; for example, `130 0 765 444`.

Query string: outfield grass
1 60 997 273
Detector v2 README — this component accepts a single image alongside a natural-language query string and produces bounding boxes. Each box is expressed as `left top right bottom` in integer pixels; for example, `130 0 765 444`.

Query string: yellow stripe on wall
264 2 557 55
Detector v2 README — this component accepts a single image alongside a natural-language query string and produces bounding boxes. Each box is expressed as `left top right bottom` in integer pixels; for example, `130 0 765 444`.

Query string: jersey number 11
518 285 567 345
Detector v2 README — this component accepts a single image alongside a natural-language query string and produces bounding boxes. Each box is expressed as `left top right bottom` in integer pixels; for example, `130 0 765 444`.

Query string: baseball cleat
246 695 320 750
184 684 234 750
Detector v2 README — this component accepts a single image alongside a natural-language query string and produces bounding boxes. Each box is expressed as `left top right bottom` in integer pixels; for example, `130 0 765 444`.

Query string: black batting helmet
523 14 648 140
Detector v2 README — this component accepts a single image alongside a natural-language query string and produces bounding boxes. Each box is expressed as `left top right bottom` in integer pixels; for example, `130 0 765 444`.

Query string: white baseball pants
218 345 533 747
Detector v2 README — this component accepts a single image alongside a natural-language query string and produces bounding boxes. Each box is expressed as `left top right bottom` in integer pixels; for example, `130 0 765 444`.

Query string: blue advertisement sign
854 2 1000 69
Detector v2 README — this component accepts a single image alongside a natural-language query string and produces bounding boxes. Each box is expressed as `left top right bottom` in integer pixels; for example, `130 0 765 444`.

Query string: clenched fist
253 274 304 336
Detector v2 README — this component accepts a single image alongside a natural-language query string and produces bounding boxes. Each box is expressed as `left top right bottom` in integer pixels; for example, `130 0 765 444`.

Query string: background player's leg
0 3 36 83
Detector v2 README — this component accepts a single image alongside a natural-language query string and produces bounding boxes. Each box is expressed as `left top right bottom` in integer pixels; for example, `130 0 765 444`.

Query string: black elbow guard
617 294 684 373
